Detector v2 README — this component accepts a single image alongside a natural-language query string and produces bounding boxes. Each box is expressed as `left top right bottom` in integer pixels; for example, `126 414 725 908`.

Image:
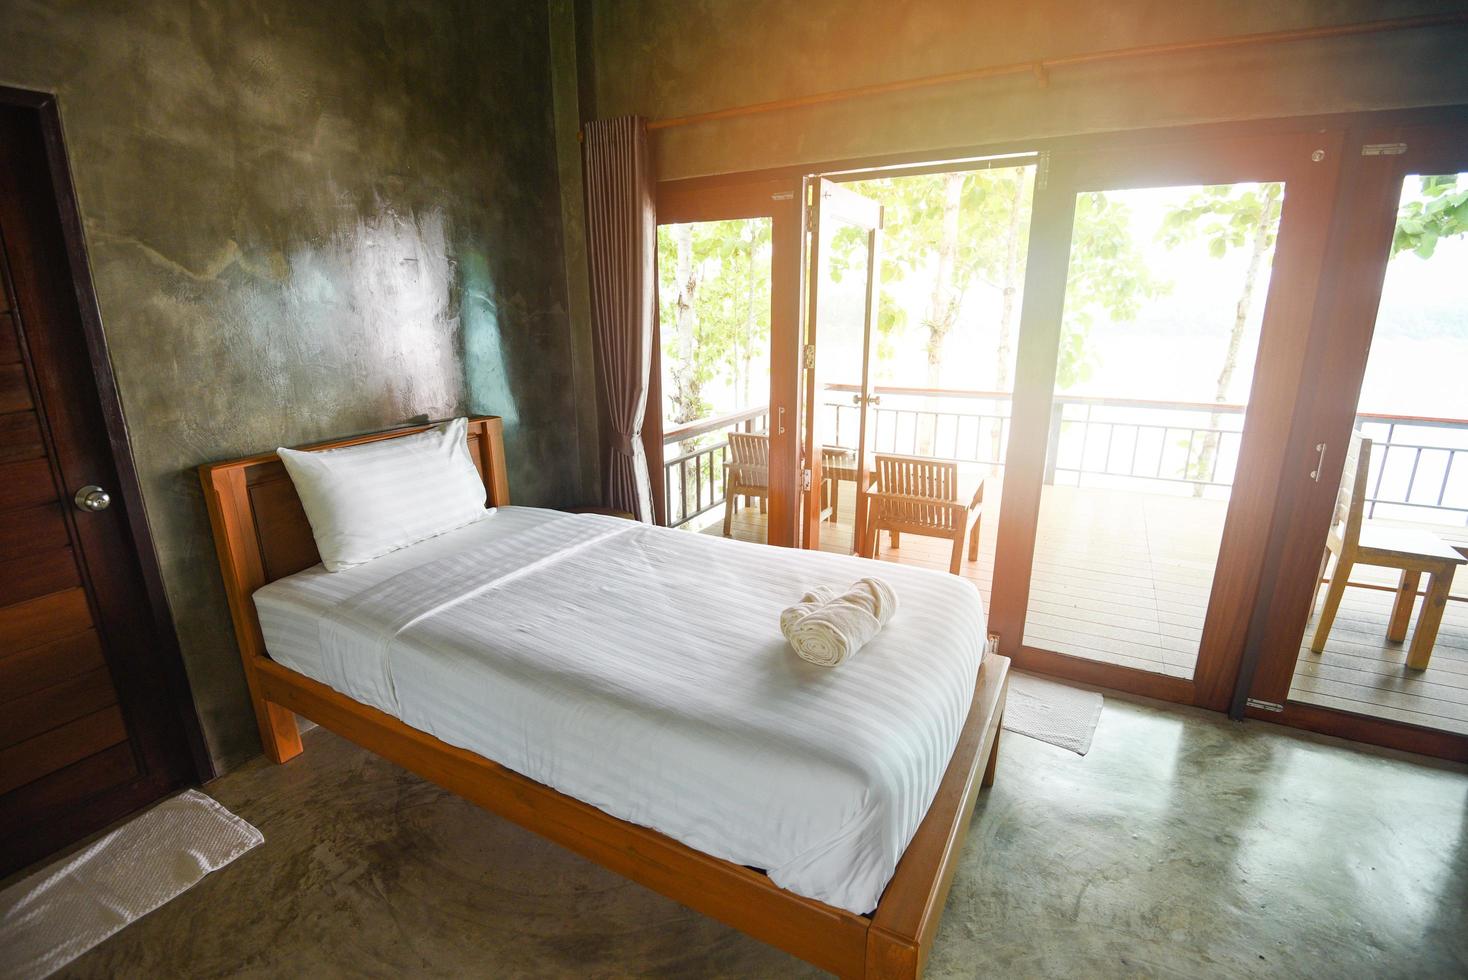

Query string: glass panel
809 203 873 556
823 165 1036 600
656 218 773 543
1022 182 1283 679
1291 172 1468 733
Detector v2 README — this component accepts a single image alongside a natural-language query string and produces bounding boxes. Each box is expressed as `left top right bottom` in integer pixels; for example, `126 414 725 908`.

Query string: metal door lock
74 485 111 512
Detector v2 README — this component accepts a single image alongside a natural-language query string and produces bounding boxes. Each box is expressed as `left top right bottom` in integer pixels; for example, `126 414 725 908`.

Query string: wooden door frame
1235 112 1468 763
0 86 210 794
653 178 803 546
799 178 883 554
654 105 1468 731
990 130 1347 711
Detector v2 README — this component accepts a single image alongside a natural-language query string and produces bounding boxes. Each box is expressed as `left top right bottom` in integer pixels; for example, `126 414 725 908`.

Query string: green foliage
656 219 772 435
1058 191 1164 389
1393 174 1468 260
841 169 1033 359
1157 182 1282 255
1158 182 1284 489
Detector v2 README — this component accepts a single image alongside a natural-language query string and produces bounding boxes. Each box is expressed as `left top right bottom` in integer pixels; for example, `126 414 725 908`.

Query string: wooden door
989 130 1344 710
1233 116 1468 762
652 177 803 546
800 178 883 554
0 99 202 875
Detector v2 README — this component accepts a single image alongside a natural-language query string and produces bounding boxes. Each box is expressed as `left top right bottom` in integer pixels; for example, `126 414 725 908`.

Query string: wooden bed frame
199 415 1010 979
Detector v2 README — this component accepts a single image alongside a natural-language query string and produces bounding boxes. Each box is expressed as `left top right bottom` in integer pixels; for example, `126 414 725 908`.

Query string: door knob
74 485 111 512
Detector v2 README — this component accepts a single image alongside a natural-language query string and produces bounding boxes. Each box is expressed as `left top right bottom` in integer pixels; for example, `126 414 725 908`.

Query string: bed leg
865 927 919 979
252 692 304 764
982 723 1002 789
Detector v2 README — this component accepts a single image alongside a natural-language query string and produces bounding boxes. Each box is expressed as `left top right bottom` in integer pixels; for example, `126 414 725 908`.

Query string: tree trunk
741 228 756 409
920 172 964 455
671 223 702 454
991 171 1025 465
1193 200 1274 496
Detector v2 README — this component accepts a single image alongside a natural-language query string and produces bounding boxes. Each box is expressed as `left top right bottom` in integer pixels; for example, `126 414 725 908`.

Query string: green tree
657 219 772 454
839 168 1035 455
1159 182 1283 494
1392 174 1468 258
829 172 1156 459
1060 191 1161 391
844 169 1033 391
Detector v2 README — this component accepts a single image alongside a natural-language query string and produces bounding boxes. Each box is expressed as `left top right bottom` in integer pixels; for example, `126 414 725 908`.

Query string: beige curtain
584 116 656 522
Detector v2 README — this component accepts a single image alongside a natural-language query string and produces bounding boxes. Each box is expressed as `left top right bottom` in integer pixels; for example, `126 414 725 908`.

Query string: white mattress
254 506 986 913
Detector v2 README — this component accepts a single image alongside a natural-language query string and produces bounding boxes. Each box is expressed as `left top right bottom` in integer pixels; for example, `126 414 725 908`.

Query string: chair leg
759 495 766 514
831 481 840 524
1406 568 1453 670
968 514 981 562
723 495 735 538
948 532 964 576
868 520 881 558
1310 547 1331 618
890 530 901 549
1310 557 1352 653
1387 569 1420 643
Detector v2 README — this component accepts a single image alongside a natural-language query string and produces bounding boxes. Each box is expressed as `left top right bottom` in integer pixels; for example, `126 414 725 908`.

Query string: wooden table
1367 525 1468 669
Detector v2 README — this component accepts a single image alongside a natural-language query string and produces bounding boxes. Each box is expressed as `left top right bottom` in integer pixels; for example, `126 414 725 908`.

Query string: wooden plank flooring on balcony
694 480 1468 736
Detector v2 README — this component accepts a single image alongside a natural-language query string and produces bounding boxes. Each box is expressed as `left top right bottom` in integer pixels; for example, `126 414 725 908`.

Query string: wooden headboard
199 416 510 673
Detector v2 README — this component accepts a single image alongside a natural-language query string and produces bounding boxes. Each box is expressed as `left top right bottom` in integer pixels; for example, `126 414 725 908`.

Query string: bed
200 416 1009 978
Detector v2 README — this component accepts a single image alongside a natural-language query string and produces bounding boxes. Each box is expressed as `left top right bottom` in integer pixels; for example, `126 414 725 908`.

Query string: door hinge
801 467 813 492
805 207 817 233
803 343 817 370
1245 698 1284 713
986 633 1000 655
1361 142 1407 156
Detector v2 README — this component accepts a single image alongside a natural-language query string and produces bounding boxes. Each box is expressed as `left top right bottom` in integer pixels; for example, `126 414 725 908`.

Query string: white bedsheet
253 506 986 913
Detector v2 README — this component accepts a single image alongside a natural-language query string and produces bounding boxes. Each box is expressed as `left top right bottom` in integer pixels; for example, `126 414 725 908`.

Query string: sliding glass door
990 132 1342 707
1238 120 1468 756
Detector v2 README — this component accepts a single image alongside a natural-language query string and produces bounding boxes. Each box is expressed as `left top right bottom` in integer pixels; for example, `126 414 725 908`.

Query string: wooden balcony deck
696 481 1468 737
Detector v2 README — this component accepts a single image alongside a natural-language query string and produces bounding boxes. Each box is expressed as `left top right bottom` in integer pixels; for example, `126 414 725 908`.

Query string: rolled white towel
778 585 839 636
779 578 897 667
785 602 881 667
844 576 897 625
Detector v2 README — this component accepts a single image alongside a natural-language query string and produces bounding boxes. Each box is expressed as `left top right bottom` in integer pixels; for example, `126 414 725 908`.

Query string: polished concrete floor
52 693 1468 979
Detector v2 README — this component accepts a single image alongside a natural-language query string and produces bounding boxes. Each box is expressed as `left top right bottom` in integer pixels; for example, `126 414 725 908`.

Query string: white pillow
277 417 492 571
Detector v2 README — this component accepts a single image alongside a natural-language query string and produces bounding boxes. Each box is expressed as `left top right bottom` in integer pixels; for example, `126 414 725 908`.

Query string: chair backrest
873 453 960 530
728 431 769 467
1335 430 1371 546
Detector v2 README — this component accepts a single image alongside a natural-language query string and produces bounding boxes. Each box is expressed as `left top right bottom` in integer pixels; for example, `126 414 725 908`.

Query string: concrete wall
0 0 586 770
588 0 1468 180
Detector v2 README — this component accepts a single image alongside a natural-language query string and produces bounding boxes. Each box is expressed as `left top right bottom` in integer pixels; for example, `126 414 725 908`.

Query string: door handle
74 485 112 512
1309 443 1327 482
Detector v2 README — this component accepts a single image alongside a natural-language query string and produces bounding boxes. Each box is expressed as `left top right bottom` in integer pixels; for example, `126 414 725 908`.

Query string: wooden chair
821 445 857 523
1312 431 1466 669
722 432 769 537
863 454 984 576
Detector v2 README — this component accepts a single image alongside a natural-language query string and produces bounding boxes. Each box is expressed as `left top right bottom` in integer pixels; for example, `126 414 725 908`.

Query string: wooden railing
1356 413 1468 522
661 405 768 528
658 388 1466 530
822 384 1468 523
